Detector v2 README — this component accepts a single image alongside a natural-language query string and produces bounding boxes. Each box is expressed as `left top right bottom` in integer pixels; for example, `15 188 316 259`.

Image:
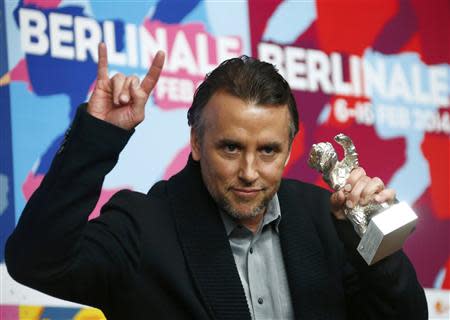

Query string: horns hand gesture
87 43 165 130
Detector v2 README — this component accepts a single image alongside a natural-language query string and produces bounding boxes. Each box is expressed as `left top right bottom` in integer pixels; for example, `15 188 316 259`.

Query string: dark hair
187 55 299 144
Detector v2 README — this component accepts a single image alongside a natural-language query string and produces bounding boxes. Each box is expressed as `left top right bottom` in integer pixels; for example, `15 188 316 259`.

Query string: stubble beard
216 193 272 220
210 188 273 220
200 162 279 221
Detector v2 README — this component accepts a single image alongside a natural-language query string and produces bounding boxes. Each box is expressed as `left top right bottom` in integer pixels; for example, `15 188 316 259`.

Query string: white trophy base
357 202 418 265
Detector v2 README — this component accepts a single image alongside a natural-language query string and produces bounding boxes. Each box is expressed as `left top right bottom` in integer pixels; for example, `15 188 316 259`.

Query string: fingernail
120 94 129 103
346 200 353 208
344 184 352 192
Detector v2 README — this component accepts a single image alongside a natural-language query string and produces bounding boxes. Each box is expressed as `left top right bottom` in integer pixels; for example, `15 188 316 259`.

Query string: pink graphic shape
10 59 32 91
24 0 62 9
142 21 242 110
22 172 130 220
88 187 131 220
164 144 191 180
22 172 44 200
0 305 19 320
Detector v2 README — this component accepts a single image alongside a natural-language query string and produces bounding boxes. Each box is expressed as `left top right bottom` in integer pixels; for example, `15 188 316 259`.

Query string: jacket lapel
277 181 336 320
167 157 251 320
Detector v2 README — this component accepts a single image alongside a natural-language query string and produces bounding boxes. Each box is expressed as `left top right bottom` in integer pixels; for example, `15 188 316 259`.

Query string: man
6 44 427 320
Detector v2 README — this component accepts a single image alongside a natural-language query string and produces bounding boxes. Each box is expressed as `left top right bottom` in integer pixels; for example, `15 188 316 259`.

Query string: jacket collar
167 156 251 320
277 182 337 319
167 156 336 320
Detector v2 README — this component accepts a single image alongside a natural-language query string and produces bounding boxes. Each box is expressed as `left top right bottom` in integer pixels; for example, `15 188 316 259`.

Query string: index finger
97 42 108 80
141 51 165 95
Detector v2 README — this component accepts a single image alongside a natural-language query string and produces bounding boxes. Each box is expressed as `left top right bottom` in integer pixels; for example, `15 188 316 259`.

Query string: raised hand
87 43 165 130
330 167 396 220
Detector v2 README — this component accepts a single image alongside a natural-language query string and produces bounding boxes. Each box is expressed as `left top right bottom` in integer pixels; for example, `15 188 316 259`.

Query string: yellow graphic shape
0 72 11 86
74 308 106 320
19 305 43 320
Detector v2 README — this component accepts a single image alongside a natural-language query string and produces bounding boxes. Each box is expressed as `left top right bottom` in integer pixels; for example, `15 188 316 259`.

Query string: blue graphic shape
4 0 23 68
364 49 449 203
203 1 251 54
40 306 79 319
98 61 191 191
104 98 190 192
0 0 16 262
89 0 155 23
262 0 316 44
434 268 446 288
0 175 9 215
13 1 126 174
317 103 331 125
181 0 212 33
152 0 201 24
10 82 70 221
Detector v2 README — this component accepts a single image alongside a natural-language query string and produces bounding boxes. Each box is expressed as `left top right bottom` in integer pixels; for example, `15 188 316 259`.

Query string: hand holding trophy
308 134 418 265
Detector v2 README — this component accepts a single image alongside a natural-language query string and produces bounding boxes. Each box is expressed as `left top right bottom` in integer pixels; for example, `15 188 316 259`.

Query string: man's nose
238 155 259 184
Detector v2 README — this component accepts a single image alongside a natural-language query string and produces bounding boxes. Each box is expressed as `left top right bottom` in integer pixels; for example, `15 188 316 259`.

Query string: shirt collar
220 194 282 236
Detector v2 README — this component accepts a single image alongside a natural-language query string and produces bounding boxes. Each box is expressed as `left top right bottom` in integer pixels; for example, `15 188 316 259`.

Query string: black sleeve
5 104 141 308
334 218 428 320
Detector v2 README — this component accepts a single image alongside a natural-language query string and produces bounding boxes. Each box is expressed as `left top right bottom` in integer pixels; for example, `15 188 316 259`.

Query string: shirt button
258 297 263 305
249 247 253 254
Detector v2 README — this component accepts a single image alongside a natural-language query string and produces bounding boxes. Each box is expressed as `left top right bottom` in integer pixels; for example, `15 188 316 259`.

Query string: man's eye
261 147 275 155
224 144 238 153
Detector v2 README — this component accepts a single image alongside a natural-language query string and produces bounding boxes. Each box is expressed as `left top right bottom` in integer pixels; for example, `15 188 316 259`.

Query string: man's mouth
231 188 263 198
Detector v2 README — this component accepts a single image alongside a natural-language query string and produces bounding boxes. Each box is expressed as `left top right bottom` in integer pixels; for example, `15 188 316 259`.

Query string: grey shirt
220 195 294 320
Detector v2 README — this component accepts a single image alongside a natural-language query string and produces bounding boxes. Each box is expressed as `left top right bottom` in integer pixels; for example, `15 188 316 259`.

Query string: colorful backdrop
1 0 449 319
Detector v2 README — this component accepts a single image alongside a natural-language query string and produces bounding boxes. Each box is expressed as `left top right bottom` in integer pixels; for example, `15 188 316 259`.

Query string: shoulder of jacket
100 181 170 215
281 178 331 198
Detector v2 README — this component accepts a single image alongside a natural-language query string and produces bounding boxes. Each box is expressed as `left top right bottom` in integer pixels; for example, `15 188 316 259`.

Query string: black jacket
6 105 427 320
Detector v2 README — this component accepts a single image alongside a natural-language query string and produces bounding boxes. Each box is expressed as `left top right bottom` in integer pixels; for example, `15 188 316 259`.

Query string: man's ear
190 128 201 161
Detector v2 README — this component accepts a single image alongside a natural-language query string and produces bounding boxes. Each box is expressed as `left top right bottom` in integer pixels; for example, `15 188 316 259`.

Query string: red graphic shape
421 118 450 220
406 188 450 288
248 0 283 56
315 0 398 55
443 257 450 289
410 0 450 64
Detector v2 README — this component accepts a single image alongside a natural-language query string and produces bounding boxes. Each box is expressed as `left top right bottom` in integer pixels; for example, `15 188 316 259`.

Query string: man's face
191 91 292 221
